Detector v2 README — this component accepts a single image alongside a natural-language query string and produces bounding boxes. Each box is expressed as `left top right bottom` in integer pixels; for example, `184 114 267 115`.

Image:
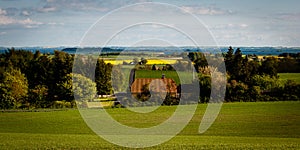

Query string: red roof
131 78 177 93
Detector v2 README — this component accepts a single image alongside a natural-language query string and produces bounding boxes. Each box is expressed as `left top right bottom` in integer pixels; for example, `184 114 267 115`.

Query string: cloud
0 31 6 35
37 0 151 13
0 8 7 15
3 7 18 16
0 6 43 28
20 10 31 16
37 6 57 13
181 6 234 15
0 15 43 28
48 22 64 26
210 23 249 30
0 15 16 25
276 13 300 21
20 18 43 28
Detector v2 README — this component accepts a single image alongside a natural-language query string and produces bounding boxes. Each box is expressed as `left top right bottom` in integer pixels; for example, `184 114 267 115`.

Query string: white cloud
20 10 31 16
0 15 15 25
210 23 249 30
48 22 64 25
20 18 43 28
181 6 233 15
0 31 6 35
38 0 151 13
0 8 7 15
276 13 300 21
0 15 43 28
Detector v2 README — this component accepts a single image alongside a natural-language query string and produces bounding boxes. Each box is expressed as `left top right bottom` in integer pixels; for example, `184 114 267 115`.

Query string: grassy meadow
0 101 299 149
278 73 300 83
135 70 194 85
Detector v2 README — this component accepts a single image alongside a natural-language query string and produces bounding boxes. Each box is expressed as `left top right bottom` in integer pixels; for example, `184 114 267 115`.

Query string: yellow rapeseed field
104 59 177 65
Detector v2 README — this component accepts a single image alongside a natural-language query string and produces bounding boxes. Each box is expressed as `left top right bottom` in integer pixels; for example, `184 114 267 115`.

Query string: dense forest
0 47 299 109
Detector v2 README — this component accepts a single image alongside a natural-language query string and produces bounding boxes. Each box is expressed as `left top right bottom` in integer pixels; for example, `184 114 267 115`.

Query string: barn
130 76 177 97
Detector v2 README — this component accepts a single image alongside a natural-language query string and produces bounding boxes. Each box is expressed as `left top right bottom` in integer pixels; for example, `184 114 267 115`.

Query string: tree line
0 49 114 109
0 47 299 109
190 46 300 102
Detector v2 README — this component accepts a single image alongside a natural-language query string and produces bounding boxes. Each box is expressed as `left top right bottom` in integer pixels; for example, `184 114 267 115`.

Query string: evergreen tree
95 59 112 96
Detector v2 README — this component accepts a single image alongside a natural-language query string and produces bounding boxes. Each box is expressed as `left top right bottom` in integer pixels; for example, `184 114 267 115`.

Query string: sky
0 0 299 47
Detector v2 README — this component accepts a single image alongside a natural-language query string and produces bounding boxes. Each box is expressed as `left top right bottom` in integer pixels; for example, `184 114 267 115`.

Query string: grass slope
0 102 299 149
278 73 300 83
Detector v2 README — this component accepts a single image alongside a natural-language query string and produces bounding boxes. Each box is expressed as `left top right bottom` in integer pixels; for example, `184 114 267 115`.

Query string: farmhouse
130 75 177 97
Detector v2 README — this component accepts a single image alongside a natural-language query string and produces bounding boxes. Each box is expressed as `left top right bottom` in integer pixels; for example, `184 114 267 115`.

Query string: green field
0 102 299 149
135 70 194 84
278 73 300 83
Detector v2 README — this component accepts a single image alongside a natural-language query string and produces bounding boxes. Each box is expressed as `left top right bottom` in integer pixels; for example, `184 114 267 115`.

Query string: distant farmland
104 59 177 65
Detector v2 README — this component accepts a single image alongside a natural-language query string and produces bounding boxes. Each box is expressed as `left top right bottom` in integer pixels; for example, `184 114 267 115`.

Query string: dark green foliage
260 57 278 77
28 85 49 108
198 74 211 103
204 46 299 102
282 80 300 100
162 93 179 105
137 83 151 102
277 57 300 73
224 46 235 75
95 59 112 95
49 51 74 101
226 80 248 102
225 47 255 82
0 49 121 109
188 52 208 72
27 54 52 89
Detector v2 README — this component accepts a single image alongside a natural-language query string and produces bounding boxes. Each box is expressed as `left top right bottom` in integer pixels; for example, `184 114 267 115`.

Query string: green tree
137 83 150 102
141 57 148 65
56 73 74 101
277 57 299 73
0 68 28 108
49 51 74 101
111 65 125 93
72 73 97 102
57 73 97 104
224 46 235 75
225 80 248 102
283 80 300 100
260 57 278 77
2 48 34 74
95 59 112 96
28 85 48 108
198 74 211 103
27 54 52 89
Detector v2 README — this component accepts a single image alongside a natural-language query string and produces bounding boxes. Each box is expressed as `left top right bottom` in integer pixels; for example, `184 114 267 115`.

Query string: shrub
51 100 73 109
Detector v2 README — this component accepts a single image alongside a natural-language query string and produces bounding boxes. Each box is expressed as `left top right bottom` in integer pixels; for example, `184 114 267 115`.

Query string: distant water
220 47 300 56
1 46 300 56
